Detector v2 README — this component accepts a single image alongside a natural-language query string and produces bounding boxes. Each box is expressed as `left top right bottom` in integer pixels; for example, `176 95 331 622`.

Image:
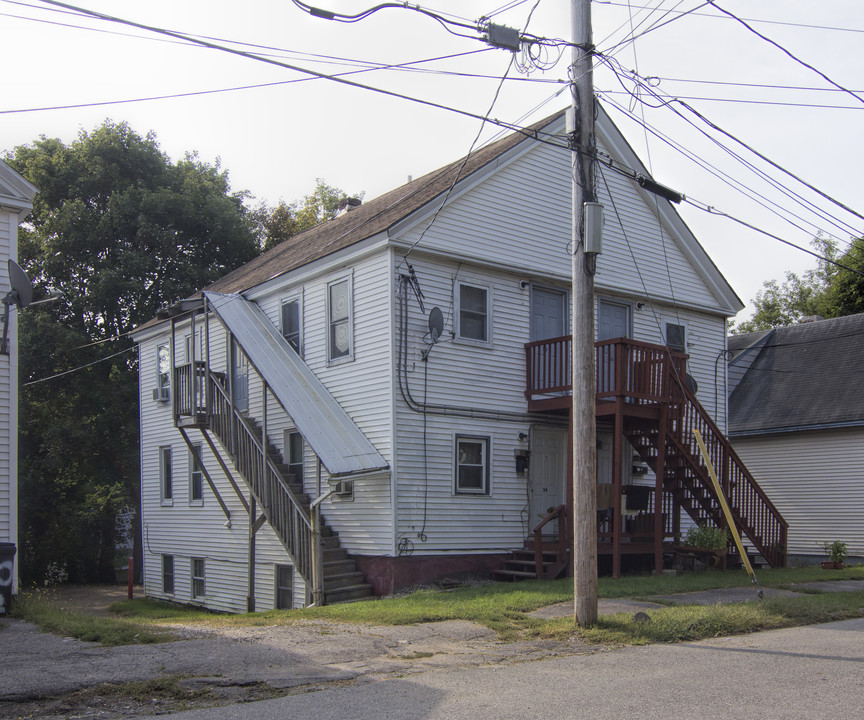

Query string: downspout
308 484 334 607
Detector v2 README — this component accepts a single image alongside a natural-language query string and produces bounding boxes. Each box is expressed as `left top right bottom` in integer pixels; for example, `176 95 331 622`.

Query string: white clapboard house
133 108 786 612
0 160 38 603
729 314 864 563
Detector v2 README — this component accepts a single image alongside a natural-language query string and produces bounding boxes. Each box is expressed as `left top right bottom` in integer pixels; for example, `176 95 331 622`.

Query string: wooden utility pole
571 0 598 627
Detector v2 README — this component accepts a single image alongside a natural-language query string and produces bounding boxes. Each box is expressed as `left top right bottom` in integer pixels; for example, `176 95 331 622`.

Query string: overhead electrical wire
32 0 572 149
23 345 137 387
600 90 864 112
707 1 864 109
598 57 864 237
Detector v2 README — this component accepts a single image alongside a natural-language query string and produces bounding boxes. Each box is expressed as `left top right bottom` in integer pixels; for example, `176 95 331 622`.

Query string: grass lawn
13 564 864 646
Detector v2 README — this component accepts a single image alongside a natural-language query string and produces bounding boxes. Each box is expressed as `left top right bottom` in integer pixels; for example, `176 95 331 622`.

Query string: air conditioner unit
331 479 354 498
152 387 170 403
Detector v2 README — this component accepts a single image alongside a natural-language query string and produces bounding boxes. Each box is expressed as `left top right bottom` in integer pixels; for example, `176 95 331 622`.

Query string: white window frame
275 564 293 609
159 446 173 506
280 294 303 356
184 330 204 364
455 280 492 346
454 434 491 495
283 429 304 486
191 557 206 598
326 275 354 364
156 342 170 390
162 554 174 595
189 443 204 506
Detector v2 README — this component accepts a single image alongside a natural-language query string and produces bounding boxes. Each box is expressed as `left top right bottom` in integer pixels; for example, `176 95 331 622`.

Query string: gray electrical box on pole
571 0 598 627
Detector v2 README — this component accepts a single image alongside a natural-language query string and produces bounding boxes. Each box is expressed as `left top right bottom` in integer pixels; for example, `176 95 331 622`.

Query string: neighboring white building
729 314 864 563
0 160 38 602
134 108 784 612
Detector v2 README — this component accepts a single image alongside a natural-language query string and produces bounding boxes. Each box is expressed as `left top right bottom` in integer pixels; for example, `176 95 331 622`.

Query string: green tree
251 179 360 251
8 121 259 583
733 237 840 333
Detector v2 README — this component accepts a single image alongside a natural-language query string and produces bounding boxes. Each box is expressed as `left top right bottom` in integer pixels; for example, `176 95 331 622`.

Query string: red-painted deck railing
525 336 686 403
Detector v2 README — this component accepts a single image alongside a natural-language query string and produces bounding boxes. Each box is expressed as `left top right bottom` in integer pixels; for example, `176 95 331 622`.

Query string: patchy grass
11 590 174 645
32 564 864 647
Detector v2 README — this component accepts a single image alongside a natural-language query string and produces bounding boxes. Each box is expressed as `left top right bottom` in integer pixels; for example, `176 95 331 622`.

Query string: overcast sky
4 0 863 321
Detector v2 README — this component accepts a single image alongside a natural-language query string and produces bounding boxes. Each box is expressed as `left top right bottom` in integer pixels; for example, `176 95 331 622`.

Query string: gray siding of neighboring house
732 428 864 559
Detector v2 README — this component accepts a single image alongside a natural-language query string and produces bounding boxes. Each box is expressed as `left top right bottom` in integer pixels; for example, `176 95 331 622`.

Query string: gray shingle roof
729 313 864 435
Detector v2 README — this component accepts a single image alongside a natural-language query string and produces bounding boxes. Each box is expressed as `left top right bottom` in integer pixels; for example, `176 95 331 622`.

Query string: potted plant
675 524 730 570
822 541 847 570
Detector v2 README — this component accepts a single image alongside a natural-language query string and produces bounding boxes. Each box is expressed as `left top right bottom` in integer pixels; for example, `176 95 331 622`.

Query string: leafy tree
733 237 840 333
251 179 360 251
7 121 259 583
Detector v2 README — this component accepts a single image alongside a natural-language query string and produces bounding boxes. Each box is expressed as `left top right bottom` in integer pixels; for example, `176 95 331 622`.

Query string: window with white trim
189 443 203 505
455 435 490 495
159 446 173 504
284 430 303 485
327 277 353 362
162 555 174 594
281 297 302 354
191 557 206 598
456 282 490 343
156 343 170 390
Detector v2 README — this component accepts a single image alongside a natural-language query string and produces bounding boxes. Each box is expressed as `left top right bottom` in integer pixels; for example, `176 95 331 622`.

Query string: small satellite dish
8 260 32 309
428 307 444 342
0 260 34 356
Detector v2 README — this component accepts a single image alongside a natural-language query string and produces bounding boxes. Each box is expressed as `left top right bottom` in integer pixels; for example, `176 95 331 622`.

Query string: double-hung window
191 557 206 598
284 430 304 485
456 282 490 344
327 277 353 362
189 443 203 505
455 435 490 495
281 297 302 354
159 446 173 504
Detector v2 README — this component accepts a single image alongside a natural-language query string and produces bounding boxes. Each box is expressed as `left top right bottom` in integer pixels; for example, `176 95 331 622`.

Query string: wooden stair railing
627 367 788 568
206 372 315 584
533 504 569 579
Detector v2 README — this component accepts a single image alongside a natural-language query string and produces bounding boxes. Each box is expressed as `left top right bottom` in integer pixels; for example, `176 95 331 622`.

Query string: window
327 277 353 362
156 342 170 394
189 444 203 504
456 282 490 343
665 322 687 353
455 436 490 494
162 555 174 594
281 297 302 354
184 330 204 364
275 564 293 609
284 430 303 485
159 446 173 504
191 557 206 598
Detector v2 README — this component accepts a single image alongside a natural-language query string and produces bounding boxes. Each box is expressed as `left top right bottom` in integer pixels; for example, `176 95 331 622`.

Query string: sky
3 0 864 322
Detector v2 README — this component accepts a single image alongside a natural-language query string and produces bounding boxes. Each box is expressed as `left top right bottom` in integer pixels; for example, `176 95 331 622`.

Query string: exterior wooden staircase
175 362 372 604
495 505 570 581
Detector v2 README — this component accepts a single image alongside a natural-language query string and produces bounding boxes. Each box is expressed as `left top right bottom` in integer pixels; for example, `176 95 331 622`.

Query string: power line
707 1 864 109
34 0 568 149
23 345 136 387
600 90 864 112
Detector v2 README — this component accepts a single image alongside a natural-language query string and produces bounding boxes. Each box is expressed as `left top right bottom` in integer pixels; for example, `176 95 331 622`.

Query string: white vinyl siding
732 429 864 559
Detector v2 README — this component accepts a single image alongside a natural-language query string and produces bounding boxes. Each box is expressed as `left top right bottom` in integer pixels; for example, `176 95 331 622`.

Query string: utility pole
571 0 598 627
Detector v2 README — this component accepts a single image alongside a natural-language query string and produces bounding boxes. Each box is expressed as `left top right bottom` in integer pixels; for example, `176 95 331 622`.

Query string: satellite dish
0 260 34 356
8 260 32 309
428 307 444 342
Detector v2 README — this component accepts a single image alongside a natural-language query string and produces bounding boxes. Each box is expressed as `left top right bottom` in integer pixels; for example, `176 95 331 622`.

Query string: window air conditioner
152 387 170 403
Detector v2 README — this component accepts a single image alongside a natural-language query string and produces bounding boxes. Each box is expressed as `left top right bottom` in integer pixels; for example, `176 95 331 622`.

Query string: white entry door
529 426 568 537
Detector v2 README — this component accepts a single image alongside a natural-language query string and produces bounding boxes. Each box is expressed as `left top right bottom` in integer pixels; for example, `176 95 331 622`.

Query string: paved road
155 618 864 720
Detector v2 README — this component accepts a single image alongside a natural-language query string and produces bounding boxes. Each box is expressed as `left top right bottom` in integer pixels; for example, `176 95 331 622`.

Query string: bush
683 524 729 550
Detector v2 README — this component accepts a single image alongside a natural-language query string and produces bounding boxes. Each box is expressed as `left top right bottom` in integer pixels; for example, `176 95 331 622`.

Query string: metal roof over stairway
204 291 388 478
